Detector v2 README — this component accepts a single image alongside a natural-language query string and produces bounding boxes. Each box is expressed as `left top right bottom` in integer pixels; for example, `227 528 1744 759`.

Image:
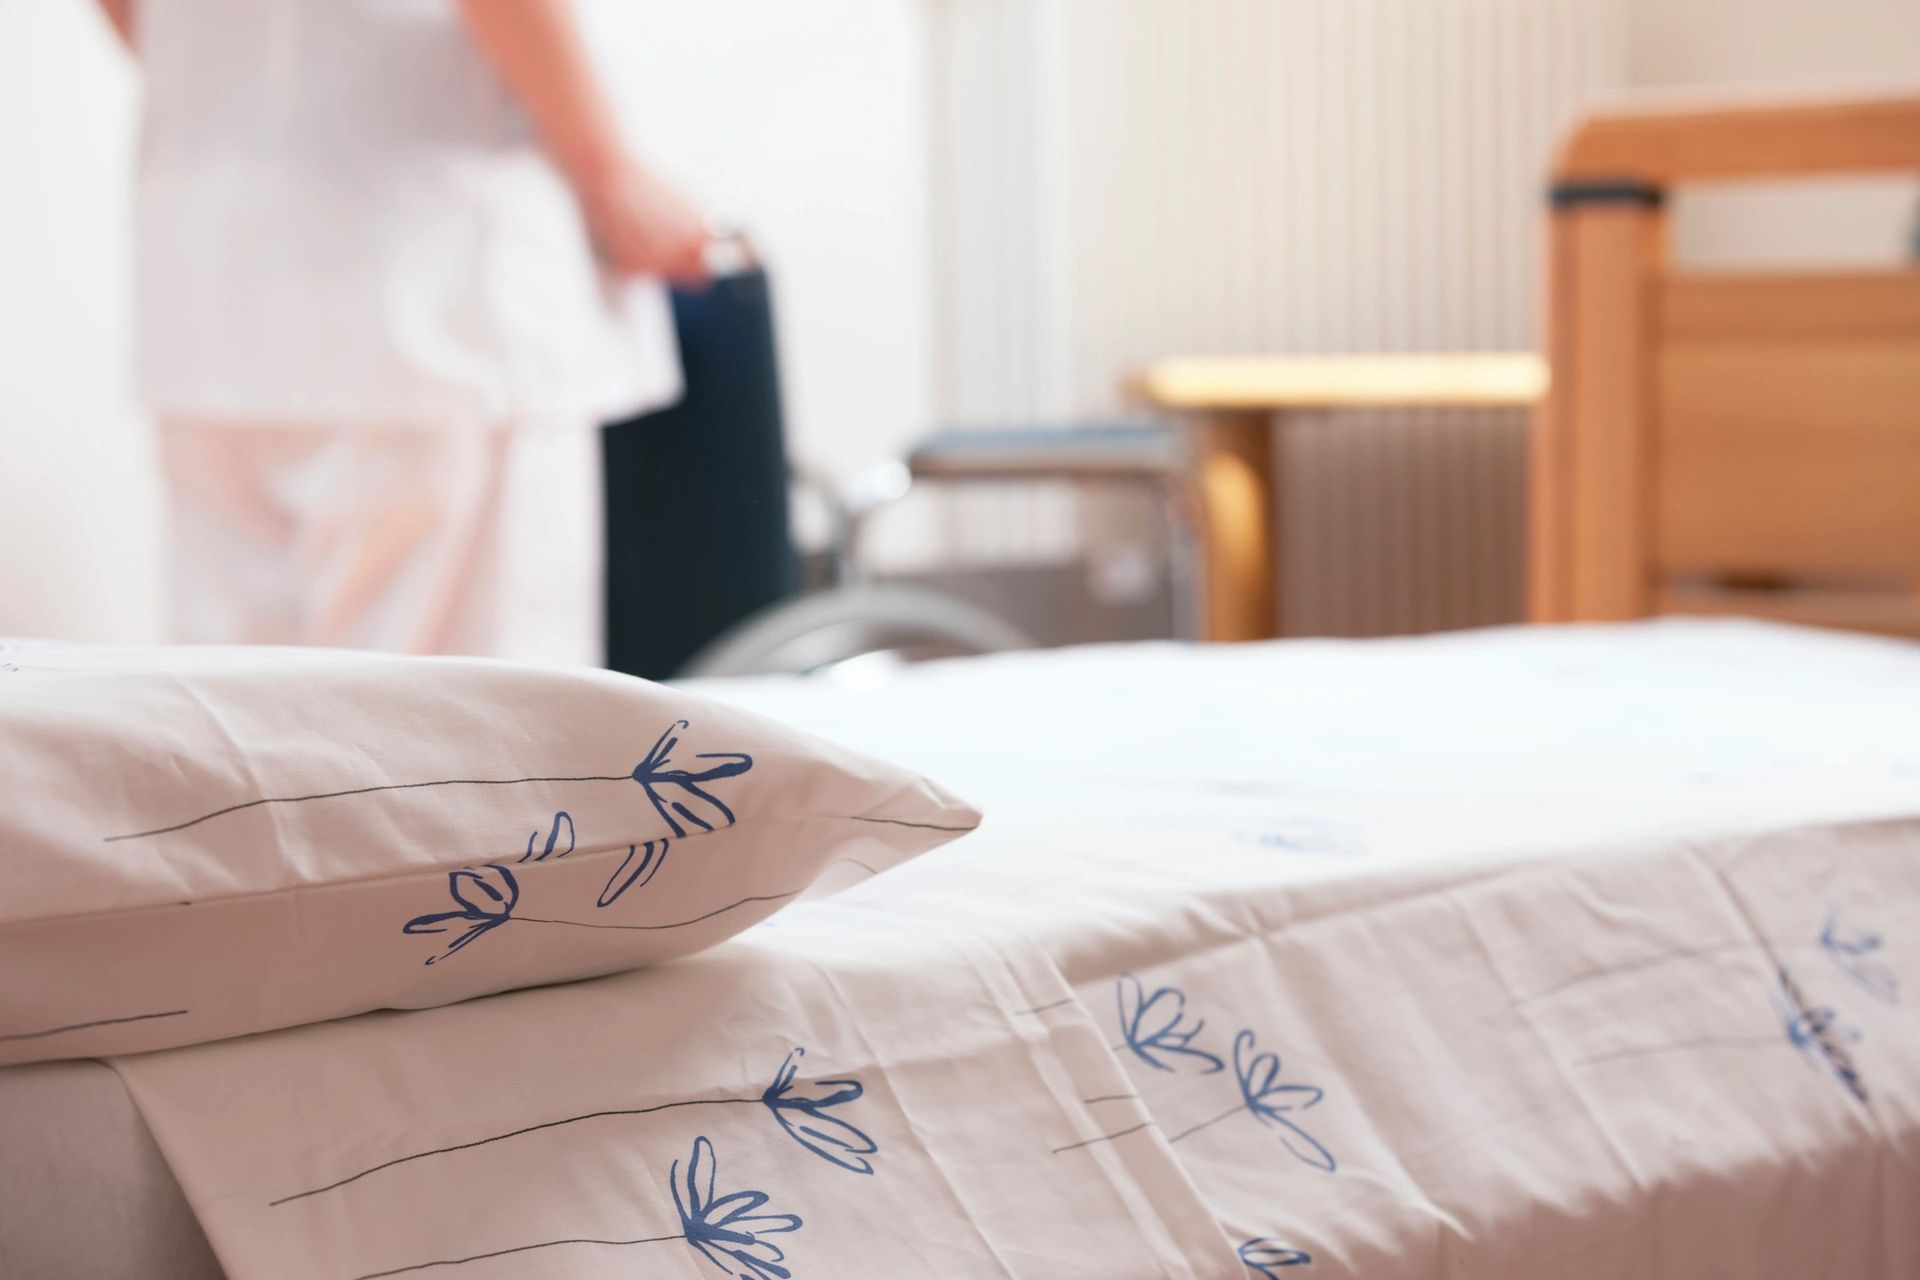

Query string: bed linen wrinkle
1256 915 1477 1243
1021 1019 1238 1278
1695 834 1915 1279
787 932 1026 1279
1712 830 1918 1280
1109 823 1910 1273
810 922 1241 1279
1093 896 1462 1269
1446 882 1654 1268
147 671 255 907
1512 831 1910 1273
780 906 1234 1278
1476 860 1729 1266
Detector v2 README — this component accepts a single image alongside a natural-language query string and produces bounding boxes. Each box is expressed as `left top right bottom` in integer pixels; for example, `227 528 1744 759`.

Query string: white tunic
133 0 681 428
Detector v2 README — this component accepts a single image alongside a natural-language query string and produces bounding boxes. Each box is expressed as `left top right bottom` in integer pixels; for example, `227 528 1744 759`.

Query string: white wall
583 0 933 484
0 0 157 642
1625 0 1920 270
1629 0 1920 86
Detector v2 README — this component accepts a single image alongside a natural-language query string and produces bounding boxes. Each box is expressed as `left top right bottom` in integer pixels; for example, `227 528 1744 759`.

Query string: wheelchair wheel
678 585 1034 678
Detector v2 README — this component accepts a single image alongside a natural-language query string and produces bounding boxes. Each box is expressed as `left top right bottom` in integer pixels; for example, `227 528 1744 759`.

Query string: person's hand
573 158 709 285
450 1 708 283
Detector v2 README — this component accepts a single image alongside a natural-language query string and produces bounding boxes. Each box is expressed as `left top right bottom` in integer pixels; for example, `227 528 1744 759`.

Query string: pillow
0 643 978 1065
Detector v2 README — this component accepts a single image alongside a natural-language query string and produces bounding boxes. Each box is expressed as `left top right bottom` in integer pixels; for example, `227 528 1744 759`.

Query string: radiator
924 0 1625 635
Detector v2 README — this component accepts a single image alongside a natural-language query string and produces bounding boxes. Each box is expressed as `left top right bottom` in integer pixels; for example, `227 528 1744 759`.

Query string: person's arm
454 0 707 283
94 0 135 51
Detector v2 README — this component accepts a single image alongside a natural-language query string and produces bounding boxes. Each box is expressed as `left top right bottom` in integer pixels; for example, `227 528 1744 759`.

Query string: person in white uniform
98 0 704 663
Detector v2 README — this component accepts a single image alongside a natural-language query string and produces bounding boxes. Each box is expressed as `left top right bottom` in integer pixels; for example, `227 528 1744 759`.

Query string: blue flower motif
1773 967 1868 1104
1116 974 1225 1074
402 865 518 965
598 839 672 908
671 1135 803 1280
519 811 575 863
1821 910 1898 1005
1233 1030 1335 1171
1239 1237 1312 1274
760 1048 877 1174
633 721 753 837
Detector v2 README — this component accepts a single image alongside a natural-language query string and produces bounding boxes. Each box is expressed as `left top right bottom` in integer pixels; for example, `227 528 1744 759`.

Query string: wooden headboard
1530 91 1920 637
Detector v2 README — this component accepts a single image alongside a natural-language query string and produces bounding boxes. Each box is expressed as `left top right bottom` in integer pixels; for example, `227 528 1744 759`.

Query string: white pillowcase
0 643 978 1065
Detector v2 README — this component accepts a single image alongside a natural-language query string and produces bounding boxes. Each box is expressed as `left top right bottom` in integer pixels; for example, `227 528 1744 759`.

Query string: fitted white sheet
27 621 1920 1277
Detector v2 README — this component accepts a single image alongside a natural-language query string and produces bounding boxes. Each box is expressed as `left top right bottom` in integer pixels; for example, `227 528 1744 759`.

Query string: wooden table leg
1192 410 1279 642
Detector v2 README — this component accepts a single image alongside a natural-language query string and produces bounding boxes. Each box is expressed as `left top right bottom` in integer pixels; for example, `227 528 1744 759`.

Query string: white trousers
159 420 602 665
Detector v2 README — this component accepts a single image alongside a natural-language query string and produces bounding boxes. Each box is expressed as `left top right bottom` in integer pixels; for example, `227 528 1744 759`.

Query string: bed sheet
0 1059 222 1280
92 620 1920 1277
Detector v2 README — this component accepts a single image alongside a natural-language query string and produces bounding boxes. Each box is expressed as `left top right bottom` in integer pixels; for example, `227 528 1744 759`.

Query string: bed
6 92 1920 1280
5 619 1920 1278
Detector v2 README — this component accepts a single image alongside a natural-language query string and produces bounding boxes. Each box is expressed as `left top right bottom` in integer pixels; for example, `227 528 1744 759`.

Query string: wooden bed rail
1554 91 1920 185
1531 90 1920 637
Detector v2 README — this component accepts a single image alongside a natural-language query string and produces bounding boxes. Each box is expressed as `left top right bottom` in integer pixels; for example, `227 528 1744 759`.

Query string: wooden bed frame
1531 90 1920 637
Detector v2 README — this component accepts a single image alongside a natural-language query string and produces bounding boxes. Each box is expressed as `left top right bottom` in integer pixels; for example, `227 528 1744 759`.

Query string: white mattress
11 620 1920 1278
